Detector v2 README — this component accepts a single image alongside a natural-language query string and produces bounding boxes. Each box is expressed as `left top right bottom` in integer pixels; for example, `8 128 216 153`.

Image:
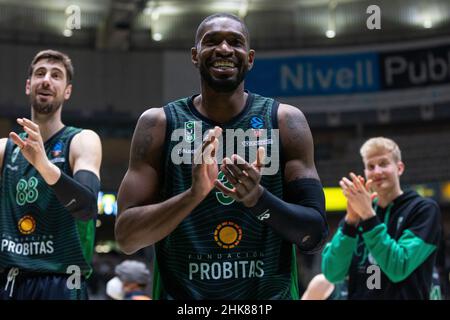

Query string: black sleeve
248 178 328 253
50 170 100 221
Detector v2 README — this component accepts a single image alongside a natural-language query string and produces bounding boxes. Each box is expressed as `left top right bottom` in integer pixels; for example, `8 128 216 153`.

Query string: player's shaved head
195 13 250 47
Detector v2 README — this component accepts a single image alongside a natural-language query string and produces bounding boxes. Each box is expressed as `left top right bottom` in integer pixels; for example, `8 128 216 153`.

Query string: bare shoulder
277 103 318 180
75 129 101 141
67 128 102 176
0 137 7 171
72 129 101 147
138 107 166 128
117 108 166 211
277 103 313 151
70 129 102 157
129 107 167 167
278 103 310 131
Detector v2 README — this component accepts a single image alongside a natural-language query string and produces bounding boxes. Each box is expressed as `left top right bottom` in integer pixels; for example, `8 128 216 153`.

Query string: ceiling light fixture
63 29 73 37
326 0 337 39
423 19 432 29
239 0 249 19
326 29 336 38
152 32 162 41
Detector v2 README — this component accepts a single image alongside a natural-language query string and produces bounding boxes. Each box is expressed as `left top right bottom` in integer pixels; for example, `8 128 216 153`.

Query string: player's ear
64 84 72 100
247 49 255 71
191 46 199 68
25 78 31 95
397 161 405 176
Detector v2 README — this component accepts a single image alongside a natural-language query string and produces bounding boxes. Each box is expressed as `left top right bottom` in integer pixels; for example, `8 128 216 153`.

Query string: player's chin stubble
30 95 62 115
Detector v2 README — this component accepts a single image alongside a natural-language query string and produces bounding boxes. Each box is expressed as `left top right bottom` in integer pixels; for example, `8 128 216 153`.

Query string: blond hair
360 137 401 162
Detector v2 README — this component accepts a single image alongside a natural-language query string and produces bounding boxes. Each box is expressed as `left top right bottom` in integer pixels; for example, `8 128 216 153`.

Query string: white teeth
213 61 235 68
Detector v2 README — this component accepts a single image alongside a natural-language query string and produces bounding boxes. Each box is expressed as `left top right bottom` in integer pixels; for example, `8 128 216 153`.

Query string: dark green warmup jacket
322 190 441 299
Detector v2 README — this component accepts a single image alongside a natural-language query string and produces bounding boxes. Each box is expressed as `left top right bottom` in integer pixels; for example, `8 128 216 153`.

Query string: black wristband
359 215 381 233
342 222 358 238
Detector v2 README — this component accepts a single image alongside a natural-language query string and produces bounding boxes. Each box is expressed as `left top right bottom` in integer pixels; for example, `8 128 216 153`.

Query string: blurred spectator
322 137 442 299
106 260 151 300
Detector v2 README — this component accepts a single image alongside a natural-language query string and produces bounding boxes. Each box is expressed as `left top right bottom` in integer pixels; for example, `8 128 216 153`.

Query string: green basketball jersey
0 126 95 277
153 92 299 299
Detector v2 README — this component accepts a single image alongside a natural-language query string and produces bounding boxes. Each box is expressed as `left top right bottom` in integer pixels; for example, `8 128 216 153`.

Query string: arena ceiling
0 0 449 50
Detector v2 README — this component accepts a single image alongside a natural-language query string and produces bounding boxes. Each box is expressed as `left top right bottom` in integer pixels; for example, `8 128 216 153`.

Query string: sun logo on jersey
214 221 242 249
18 215 36 235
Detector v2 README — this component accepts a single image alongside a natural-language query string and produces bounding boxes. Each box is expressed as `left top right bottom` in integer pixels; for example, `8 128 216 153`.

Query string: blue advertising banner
246 52 380 96
164 38 450 112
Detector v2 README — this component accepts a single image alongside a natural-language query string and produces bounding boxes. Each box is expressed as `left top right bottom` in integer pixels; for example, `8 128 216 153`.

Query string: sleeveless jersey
0 126 95 277
153 92 299 299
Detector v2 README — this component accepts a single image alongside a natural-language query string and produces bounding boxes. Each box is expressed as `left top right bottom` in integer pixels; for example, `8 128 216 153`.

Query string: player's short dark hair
195 13 250 47
28 49 74 84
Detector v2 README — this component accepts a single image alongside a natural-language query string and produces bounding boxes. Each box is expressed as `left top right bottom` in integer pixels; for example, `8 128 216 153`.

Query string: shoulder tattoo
285 109 309 142
131 115 158 163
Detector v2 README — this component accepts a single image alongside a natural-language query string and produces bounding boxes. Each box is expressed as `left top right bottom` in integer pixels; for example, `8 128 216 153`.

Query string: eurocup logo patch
250 116 264 129
214 221 242 249
51 141 64 158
